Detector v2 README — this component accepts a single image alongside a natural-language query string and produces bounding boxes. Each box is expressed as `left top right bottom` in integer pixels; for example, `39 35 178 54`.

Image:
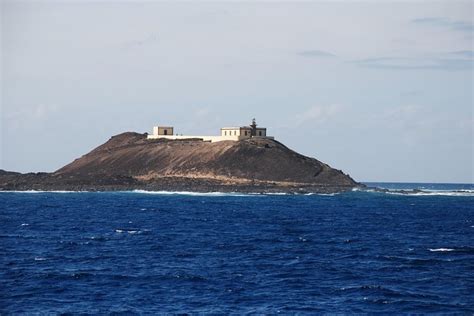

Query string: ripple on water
1 190 473 313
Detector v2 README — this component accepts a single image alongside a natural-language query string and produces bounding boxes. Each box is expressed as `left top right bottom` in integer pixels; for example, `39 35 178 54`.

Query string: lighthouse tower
250 118 257 136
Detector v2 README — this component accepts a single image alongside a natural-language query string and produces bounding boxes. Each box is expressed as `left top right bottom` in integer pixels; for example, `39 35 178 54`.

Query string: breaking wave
354 187 474 197
129 190 255 197
0 190 86 194
429 248 454 252
0 190 332 196
387 191 473 197
129 190 340 197
1 186 472 197
428 247 474 254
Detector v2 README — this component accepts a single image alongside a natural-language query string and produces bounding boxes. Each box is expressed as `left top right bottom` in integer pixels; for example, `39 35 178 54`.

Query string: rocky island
0 121 361 193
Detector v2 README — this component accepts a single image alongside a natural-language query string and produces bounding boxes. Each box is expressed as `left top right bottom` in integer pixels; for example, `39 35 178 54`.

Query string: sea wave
429 248 454 252
428 247 474 254
115 229 140 234
0 189 319 196
0 189 253 196
354 187 474 197
34 257 47 261
0 190 87 194
129 190 255 197
386 190 474 197
1 188 472 197
304 192 340 196
129 190 340 197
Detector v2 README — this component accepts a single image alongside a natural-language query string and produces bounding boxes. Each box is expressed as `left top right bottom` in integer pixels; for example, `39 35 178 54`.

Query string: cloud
448 50 474 58
377 104 430 146
6 104 59 121
297 50 336 58
412 17 473 33
294 104 342 127
5 104 60 129
353 56 473 70
382 104 421 121
120 33 159 49
400 90 422 97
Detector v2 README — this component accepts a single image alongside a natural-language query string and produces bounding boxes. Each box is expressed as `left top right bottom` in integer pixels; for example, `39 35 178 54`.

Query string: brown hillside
54 132 357 187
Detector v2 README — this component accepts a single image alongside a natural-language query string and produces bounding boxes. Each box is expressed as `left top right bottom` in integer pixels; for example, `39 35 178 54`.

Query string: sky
1 0 473 183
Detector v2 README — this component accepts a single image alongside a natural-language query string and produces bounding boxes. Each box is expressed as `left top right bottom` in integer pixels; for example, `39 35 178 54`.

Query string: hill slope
1 132 359 193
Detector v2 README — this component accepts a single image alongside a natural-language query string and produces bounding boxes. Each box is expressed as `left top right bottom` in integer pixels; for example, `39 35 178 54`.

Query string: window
224 131 227 136
164 129 168 135
259 131 262 136
234 131 237 135
245 131 248 136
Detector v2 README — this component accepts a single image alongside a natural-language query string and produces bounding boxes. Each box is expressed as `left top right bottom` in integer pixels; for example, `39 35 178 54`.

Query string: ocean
1 183 473 313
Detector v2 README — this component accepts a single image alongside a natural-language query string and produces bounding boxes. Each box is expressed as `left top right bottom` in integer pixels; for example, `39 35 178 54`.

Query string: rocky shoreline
0 172 360 194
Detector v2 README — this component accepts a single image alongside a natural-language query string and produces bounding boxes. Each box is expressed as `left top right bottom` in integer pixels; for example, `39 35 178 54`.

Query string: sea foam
429 248 455 252
0 190 87 194
357 187 474 197
130 190 255 197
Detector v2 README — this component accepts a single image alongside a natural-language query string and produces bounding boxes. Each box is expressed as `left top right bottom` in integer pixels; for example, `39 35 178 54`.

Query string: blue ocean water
1 183 473 313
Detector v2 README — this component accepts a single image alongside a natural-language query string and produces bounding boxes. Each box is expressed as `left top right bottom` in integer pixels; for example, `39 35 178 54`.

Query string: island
0 120 361 193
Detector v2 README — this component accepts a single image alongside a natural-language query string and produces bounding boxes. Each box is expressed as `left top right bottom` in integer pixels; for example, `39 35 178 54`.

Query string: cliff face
0 132 359 193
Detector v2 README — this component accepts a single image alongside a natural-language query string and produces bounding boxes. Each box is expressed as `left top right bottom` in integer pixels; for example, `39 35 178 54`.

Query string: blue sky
1 1 473 183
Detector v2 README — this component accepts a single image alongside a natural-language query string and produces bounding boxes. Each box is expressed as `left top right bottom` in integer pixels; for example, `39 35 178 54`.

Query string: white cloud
381 104 421 122
294 104 343 127
5 104 59 129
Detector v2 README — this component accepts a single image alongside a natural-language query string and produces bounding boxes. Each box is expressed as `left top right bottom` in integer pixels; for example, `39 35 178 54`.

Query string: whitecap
363 189 474 197
34 257 46 261
0 190 87 194
20 223 29 226
153 190 326 197
429 248 454 252
0 190 41 194
129 190 255 197
416 191 472 197
305 192 340 196
115 228 142 234
409 189 474 197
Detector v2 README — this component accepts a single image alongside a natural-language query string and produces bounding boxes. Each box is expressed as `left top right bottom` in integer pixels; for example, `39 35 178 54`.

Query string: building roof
220 126 252 130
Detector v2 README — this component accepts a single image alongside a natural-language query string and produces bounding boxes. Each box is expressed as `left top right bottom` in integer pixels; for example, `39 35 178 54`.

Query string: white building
147 119 273 142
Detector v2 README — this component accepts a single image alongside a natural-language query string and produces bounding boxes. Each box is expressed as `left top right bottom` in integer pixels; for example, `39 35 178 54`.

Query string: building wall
220 127 255 138
255 128 266 137
221 128 243 137
147 134 274 143
148 125 271 143
221 129 237 137
152 126 174 136
240 127 252 137
159 127 173 135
